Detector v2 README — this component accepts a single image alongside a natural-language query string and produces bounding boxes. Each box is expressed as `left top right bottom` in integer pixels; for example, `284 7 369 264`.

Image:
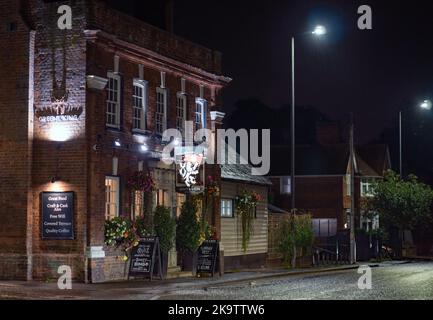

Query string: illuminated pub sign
175 147 205 194
41 192 74 240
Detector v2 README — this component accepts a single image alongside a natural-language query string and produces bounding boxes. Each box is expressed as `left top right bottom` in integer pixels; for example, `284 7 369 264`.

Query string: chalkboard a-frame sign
128 237 163 281
197 240 220 277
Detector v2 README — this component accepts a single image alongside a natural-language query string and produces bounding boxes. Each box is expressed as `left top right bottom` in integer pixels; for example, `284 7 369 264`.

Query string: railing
312 245 350 266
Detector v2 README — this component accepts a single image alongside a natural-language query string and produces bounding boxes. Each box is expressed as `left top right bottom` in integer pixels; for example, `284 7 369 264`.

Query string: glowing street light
290 25 327 211
420 100 432 110
290 24 333 264
312 25 327 36
399 99 432 178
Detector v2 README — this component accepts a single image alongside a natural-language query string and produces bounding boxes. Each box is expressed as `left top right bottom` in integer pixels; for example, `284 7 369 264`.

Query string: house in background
269 124 392 240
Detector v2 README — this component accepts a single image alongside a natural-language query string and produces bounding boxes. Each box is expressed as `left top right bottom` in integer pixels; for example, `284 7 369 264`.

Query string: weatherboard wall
220 181 268 266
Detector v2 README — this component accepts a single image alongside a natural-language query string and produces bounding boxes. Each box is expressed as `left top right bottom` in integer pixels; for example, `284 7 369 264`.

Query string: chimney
165 0 174 33
316 122 340 146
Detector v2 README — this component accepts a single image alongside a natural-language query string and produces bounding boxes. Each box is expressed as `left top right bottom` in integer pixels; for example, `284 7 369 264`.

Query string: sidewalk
0 262 387 300
404 256 433 261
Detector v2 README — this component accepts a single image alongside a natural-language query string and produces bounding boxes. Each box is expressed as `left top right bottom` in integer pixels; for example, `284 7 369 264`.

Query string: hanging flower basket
127 171 155 193
206 175 220 197
235 190 262 252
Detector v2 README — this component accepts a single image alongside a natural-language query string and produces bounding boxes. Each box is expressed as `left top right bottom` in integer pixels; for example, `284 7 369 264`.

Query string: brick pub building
0 0 231 282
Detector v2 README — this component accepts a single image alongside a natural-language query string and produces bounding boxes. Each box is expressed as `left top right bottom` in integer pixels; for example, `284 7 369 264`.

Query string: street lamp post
290 25 326 212
291 35 295 212
289 25 326 268
399 99 432 178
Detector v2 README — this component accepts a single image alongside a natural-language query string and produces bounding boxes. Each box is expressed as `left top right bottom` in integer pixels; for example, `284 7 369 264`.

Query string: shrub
135 215 152 238
277 218 295 264
277 214 315 266
294 214 314 250
177 199 202 253
154 206 176 254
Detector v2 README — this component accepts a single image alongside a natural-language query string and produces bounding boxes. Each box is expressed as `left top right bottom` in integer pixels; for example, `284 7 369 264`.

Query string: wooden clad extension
220 181 268 257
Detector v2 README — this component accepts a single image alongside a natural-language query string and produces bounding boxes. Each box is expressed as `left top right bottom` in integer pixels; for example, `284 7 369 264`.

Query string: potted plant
153 206 176 278
176 199 202 272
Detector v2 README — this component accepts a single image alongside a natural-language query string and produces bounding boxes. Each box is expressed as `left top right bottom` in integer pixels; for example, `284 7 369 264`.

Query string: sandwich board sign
128 237 163 281
196 240 220 277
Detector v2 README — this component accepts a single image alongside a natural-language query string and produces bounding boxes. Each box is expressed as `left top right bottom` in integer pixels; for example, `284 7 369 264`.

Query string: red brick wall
0 0 34 280
271 176 347 230
271 175 366 231
0 0 227 282
30 0 88 281
86 0 222 75
267 212 289 261
85 39 222 282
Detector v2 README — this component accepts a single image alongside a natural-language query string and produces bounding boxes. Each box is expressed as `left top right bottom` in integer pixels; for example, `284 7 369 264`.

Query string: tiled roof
357 144 391 176
270 144 390 177
221 164 272 185
270 144 350 176
268 204 290 214
221 143 272 185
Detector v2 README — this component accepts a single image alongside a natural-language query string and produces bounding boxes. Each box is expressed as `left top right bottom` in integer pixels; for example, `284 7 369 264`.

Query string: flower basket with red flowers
206 175 220 197
127 171 155 193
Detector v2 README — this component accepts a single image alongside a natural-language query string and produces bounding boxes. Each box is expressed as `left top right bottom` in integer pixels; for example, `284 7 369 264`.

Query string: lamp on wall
51 175 62 184
114 139 122 148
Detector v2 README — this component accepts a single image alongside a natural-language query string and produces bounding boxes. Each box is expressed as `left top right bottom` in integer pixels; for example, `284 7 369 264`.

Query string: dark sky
108 0 433 144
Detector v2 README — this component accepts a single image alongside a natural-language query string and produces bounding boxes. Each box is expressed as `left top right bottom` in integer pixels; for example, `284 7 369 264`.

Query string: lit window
132 190 144 220
132 80 147 132
280 177 291 195
177 93 187 134
195 98 207 130
156 87 167 135
105 176 120 220
106 72 121 128
176 193 186 218
221 199 234 218
361 178 375 197
155 189 170 207
312 219 337 237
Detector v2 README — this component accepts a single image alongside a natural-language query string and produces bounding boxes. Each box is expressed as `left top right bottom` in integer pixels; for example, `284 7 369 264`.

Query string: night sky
105 0 433 181
174 0 433 144
106 0 433 144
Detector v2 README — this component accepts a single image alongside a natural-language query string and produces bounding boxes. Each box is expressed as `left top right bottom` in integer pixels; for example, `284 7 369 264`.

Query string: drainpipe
165 0 174 34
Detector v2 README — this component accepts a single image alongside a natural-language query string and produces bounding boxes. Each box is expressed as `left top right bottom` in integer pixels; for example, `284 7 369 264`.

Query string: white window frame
195 98 207 130
131 190 144 220
105 176 120 220
106 72 121 129
360 212 379 232
132 79 147 133
312 219 337 237
155 189 170 208
221 198 234 218
280 176 291 195
361 177 375 197
176 93 187 134
156 87 168 135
